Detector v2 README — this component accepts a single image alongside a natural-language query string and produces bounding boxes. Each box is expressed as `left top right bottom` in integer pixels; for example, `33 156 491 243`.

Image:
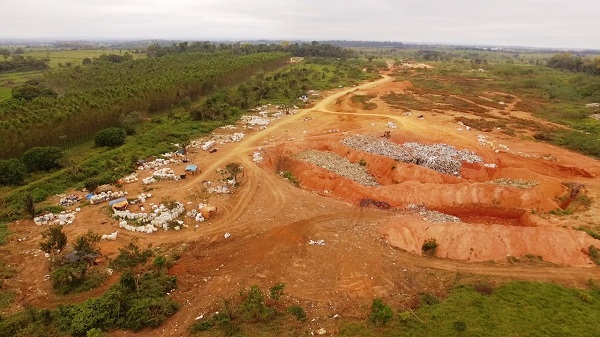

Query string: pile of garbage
114 202 186 233
253 152 263 163
58 195 81 207
590 114 600 121
488 178 539 189
89 190 127 205
121 173 139 183
34 211 76 226
341 135 482 176
296 150 379 186
406 204 461 223
585 103 600 108
151 168 179 181
137 158 181 171
241 115 271 126
387 121 397 129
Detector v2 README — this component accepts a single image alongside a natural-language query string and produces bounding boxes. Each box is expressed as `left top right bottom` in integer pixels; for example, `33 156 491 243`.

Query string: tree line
547 53 600 75
0 54 50 73
146 41 355 58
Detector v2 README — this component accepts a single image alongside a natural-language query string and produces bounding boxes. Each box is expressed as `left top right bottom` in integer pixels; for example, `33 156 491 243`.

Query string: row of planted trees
0 51 288 158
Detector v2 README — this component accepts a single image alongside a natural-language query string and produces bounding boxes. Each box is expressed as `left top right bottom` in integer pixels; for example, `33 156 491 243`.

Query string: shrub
281 171 299 186
240 286 275 322
0 159 27 186
420 292 440 305
287 305 307 322
21 146 64 172
453 320 467 333
369 298 393 326
269 283 285 300
587 245 600 265
422 238 438 256
473 282 494 296
94 127 126 147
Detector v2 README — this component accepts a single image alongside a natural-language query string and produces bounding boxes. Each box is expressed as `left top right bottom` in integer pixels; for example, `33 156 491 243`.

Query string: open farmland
1 60 600 336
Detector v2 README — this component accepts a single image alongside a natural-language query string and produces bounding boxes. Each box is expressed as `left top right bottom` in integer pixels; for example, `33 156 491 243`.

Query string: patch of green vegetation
287 305 307 322
587 245 600 265
280 170 300 186
339 281 600 337
421 238 438 257
0 271 178 336
575 226 600 240
351 94 377 110
370 299 394 326
190 284 296 336
0 222 10 244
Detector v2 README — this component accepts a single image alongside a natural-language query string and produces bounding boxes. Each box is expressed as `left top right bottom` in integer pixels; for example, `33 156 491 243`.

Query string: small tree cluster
0 159 27 186
422 238 439 257
370 298 393 326
94 127 126 147
21 146 64 172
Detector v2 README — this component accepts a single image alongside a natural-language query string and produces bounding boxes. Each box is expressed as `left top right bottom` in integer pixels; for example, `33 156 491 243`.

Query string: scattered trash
406 204 461 223
224 232 231 239
58 194 81 207
308 239 325 246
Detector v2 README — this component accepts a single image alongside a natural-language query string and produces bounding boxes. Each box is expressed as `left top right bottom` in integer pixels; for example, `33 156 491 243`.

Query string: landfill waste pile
58 195 81 207
137 158 181 170
34 211 77 226
89 190 128 204
296 150 379 186
341 134 483 176
406 204 461 223
488 178 539 189
114 201 186 233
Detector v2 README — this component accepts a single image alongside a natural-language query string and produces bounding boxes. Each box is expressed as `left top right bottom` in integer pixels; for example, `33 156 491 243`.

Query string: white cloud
2 0 599 49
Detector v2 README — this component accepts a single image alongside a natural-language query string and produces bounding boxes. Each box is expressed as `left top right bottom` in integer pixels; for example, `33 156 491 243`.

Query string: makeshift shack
109 197 128 211
199 205 217 219
185 164 198 175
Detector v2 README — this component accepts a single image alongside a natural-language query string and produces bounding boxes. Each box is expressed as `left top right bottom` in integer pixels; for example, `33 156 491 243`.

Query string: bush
287 305 307 322
422 238 439 256
420 292 440 305
94 127 126 147
21 146 64 172
0 159 27 186
269 283 285 300
369 298 393 326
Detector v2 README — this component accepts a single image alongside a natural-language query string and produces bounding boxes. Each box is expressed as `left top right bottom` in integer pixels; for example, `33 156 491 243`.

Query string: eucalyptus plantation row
0 51 287 158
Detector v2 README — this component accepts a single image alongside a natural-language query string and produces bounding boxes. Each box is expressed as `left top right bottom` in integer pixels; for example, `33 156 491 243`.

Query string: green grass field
22 49 145 68
340 281 600 337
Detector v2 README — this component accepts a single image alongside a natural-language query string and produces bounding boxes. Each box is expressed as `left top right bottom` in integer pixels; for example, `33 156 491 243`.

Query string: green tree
0 48 9 60
73 230 100 256
119 111 142 135
21 146 64 172
11 80 56 101
40 226 67 260
369 298 393 326
82 58 92 66
23 193 35 219
94 127 126 147
0 159 27 185
225 162 242 182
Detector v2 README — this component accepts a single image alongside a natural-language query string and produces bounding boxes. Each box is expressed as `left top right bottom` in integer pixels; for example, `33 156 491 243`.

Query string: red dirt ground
2 73 600 336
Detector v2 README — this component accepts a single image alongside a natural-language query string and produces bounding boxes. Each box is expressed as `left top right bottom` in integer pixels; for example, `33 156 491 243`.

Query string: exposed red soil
2 73 600 337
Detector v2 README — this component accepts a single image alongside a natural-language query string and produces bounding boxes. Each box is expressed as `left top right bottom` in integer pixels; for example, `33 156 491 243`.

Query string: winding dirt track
4 74 600 337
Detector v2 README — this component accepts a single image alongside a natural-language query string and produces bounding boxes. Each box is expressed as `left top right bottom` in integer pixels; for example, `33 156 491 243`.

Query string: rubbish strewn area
341 134 483 176
296 150 379 186
405 204 461 223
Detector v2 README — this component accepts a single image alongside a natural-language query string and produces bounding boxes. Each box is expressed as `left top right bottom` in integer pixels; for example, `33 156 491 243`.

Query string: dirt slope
3 73 600 337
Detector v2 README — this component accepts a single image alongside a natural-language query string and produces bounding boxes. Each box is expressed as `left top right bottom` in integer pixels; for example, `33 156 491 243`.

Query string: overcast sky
3 0 599 49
